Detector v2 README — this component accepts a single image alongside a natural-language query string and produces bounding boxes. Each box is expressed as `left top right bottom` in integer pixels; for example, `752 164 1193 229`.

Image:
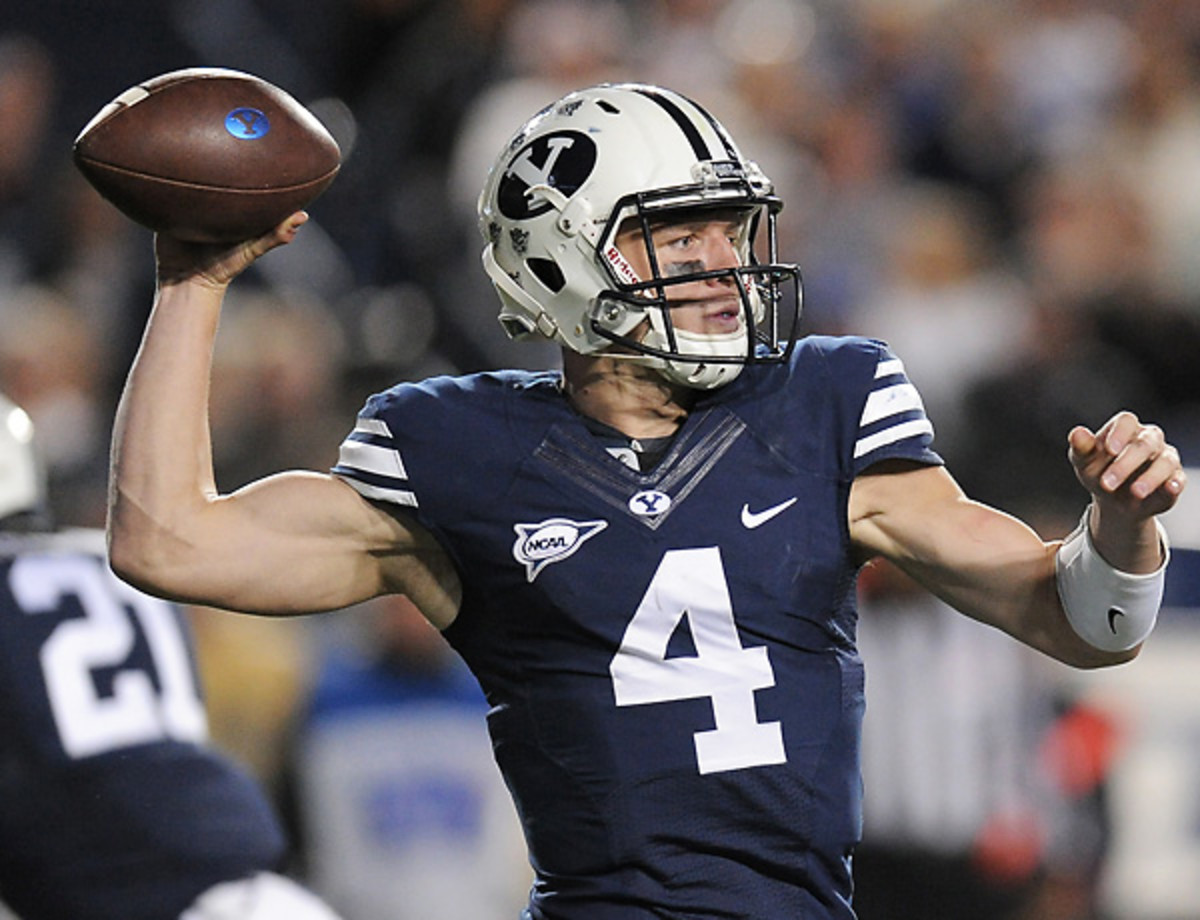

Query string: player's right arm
107 216 461 628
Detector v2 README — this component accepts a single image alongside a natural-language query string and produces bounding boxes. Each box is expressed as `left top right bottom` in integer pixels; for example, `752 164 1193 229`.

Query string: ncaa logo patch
513 517 608 582
225 107 270 140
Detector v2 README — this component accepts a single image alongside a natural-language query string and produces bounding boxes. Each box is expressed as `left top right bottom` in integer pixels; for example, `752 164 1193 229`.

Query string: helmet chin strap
656 327 749 389
603 350 746 390
611 313 750 389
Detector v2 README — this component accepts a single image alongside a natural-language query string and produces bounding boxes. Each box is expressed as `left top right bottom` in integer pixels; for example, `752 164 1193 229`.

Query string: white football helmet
478 82 801 389
0 394 44 524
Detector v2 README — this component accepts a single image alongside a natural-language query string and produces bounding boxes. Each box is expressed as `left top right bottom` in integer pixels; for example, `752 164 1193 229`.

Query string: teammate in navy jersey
0 395 342 920
107 84 1183 919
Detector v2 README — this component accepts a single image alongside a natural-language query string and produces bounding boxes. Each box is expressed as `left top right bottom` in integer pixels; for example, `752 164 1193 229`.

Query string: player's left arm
848 411 1185 668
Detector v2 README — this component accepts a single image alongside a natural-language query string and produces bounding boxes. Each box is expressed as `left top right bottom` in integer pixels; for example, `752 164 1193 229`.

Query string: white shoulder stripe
875 357 905 379
860 382 925 427
355 417 393 437
337 439 408 479
337 475 418 508
854 418 934 459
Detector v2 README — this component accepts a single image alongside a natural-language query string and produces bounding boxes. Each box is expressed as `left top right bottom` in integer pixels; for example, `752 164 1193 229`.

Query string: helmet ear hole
527 257 566 293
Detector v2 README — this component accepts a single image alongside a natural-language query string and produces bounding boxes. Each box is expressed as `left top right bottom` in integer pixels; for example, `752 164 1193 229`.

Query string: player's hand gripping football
154 210 308 290
1068 411 1186 523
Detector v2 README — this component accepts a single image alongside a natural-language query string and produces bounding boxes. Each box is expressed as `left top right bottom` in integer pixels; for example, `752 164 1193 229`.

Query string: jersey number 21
10 555 207 759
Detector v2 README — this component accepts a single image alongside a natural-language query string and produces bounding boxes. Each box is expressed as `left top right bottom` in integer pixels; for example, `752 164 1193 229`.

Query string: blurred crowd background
4 0 1200 918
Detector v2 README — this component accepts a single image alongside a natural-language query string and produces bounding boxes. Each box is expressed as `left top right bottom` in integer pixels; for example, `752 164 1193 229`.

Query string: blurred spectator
1103 8 1200 305
447 0 633 222
0 285 109 526
706 0 825 283
855 3 1034 238
856 559 1117 920
308 0 519 301
189 607 318 801
794 87 903 332
632 0 738 104
951 305 1154 531
849 180 1033 458
997 0 1136 161
1015 159 1155 307
289 597 529 920
42 170 154 390
1072 473 1200 919
0 34 58 295
444 0 634 371
208 287 350 490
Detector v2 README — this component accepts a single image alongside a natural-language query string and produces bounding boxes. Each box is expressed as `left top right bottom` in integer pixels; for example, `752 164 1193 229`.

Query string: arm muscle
848 463 1132 667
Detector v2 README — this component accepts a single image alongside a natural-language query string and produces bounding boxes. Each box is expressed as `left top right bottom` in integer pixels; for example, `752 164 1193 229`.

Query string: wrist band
1055 506 1169 653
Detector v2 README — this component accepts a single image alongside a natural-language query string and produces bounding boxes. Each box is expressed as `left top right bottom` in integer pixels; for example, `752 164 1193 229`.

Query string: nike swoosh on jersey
740 497 798 529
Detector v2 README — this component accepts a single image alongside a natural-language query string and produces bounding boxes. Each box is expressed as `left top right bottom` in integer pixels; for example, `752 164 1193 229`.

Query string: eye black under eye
664 260 705 277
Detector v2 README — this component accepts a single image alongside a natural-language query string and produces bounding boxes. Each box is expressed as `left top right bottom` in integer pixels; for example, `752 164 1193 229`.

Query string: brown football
73 67 341 242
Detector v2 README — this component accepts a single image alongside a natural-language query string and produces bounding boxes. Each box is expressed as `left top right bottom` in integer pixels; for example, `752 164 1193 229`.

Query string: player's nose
703 229 741 277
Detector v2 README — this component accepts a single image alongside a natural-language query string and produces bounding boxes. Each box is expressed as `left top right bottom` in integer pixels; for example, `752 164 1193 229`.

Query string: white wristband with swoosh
1055 506 1170 652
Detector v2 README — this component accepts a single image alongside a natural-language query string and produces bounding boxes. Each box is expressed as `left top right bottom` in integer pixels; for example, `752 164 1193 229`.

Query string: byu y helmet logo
497 130 597 220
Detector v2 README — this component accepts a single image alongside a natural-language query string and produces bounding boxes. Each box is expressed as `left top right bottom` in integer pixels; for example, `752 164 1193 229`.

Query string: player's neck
560 350 694 440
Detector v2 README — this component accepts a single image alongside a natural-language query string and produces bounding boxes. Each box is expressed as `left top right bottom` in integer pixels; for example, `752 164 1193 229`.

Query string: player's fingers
1171 464 1188 497
1067 425 1100 466
267 211 309 247
1071 412 1146 485
1126 443 1186 502
282 210 309 238
244 211 308 260
1097 410 1144 459
1067 424 1114 490
1097 422 1167 493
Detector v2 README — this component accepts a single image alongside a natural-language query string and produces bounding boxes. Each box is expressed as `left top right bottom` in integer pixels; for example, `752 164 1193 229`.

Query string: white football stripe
875 357 905 379
860 382 925 427
354 417 393 437
337 439 408 479
854 418 934 459
336 476 418 508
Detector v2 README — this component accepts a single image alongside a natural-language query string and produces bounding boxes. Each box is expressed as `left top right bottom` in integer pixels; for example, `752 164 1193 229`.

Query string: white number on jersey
609 546 786 774
9 554 207 759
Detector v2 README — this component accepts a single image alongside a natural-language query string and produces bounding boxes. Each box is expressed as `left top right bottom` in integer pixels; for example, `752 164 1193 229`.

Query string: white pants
180 872 343 920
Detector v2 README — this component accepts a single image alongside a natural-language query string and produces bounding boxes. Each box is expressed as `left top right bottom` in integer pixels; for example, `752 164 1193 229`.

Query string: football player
107 84 1183 918
0 395 341 919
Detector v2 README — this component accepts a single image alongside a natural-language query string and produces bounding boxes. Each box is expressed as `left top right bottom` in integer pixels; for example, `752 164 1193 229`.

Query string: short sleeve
849 343 940 477
331 388 423 509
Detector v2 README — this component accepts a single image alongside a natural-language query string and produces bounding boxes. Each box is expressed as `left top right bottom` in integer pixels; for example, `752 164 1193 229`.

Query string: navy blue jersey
333 336 941 919
0 530 286 920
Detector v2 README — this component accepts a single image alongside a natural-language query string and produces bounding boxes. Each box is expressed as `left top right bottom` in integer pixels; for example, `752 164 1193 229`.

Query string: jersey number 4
609 546 786 774
10 554 207 759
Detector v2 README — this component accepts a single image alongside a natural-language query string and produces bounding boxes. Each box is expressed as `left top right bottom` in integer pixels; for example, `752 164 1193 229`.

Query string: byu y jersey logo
628 490 671 517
